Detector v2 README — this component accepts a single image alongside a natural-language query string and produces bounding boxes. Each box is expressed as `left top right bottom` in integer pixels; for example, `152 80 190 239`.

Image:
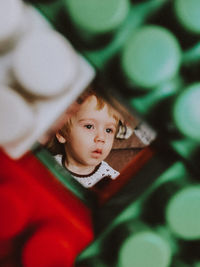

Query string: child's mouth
92 149 102 156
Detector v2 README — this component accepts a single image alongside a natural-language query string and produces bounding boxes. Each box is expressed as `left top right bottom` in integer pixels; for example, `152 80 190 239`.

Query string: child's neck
64 160 96 176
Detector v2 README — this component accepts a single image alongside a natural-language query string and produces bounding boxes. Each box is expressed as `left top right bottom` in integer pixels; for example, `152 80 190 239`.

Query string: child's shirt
54 155 119 188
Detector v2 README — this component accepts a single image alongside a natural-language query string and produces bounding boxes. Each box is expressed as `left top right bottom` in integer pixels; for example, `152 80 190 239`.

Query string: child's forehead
78 95 104 112
75 95 118 121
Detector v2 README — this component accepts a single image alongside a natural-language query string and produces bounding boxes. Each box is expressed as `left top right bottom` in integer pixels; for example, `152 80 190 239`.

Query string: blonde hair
46 87 120 156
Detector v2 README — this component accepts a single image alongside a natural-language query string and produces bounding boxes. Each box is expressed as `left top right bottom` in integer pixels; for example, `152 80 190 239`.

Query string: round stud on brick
173 83 200 142
22 225 77 267
174 0 200 34
13 30 78 97
64 0 130 34
118 231 172 267
166 185 200 240
121 25 181 89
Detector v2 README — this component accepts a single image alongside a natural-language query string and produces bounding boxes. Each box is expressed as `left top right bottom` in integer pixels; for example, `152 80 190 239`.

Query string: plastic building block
76 161 200 266
0 0 95 159
1 0 200 266
0 150 94 266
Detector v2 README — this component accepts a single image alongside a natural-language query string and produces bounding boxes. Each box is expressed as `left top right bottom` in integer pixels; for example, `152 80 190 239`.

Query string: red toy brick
0 240 13 260
22 223 79 267
0 150 94 266
0 183 33 240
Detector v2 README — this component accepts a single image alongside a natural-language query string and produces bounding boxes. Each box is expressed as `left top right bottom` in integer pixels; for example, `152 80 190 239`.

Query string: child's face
61 96 118 171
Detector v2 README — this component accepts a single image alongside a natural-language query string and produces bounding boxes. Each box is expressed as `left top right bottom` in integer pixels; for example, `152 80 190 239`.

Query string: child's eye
106 128 113 133
84 124 93 129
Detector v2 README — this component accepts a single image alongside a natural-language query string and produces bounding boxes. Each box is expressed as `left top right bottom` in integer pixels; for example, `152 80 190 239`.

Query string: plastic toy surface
0 0 95 158
1 0 200 266
0 150 93 267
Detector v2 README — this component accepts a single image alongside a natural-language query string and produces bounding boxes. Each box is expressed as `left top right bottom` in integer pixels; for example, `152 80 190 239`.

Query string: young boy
47 88 120 188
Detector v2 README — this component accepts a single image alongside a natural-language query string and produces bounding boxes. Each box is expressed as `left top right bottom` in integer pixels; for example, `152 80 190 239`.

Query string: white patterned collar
54 155 119 188
71 161 119 188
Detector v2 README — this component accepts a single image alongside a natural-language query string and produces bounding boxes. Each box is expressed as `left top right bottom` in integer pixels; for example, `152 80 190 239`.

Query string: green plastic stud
121 25 181 88
64 0 130 34
173 83 200 142
118 231 171 267
166 186 200 240
174 0 200 34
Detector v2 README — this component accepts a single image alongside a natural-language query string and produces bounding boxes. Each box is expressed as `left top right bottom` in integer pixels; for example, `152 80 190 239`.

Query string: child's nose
94 129 105 143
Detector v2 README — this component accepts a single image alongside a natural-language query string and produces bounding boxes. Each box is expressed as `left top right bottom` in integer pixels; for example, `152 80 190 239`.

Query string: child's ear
56 132 66 144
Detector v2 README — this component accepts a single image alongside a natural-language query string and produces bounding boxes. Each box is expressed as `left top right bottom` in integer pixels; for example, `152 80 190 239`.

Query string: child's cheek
81 127 93 138
106 134 114 146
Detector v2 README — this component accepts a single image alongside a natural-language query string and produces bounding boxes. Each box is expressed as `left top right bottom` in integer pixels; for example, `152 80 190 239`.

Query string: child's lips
92 149 102 156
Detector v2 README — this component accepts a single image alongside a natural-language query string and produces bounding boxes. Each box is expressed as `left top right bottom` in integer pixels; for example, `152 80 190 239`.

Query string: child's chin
88 158 102 165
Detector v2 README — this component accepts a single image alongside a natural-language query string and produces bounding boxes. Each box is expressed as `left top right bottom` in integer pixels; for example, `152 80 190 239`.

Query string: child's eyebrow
78 119 117 127
106 122 117 127
78 118 95 122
